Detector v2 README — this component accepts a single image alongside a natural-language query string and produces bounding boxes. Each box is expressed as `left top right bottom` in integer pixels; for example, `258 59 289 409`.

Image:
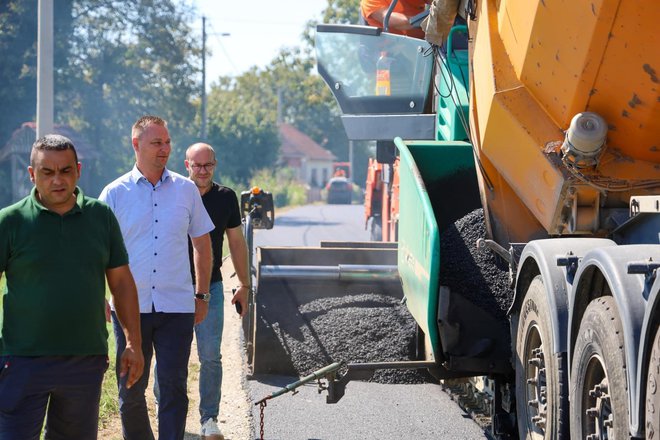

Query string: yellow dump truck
391 0 659 438
251 1 659 438
459 1 660 438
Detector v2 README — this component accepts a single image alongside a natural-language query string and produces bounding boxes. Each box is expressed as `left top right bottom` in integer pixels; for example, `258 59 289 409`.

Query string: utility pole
201 16 207 139
37 0 54 139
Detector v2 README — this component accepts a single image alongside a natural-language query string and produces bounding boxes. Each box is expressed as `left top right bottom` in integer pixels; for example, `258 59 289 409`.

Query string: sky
192 0 329 85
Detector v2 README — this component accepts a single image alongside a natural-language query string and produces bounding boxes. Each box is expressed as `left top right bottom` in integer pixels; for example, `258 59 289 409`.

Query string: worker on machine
360 0 463 47
360 0 430 39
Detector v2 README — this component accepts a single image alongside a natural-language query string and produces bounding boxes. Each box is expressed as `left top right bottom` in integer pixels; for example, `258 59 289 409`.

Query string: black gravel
255 208 513 382
260 291 430 384
438 208 513 321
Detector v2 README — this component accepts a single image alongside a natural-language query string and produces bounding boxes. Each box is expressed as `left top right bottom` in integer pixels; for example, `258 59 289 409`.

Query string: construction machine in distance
245 0 660 438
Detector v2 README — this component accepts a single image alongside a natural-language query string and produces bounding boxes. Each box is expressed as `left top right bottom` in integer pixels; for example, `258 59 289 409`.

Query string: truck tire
570 296 628 439
646 325 660 439
515 276 568 439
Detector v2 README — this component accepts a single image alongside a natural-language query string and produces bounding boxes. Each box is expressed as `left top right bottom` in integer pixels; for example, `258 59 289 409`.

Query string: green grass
99 321 119 429
99 286 119 429
0 277 4 350
0 276 4 328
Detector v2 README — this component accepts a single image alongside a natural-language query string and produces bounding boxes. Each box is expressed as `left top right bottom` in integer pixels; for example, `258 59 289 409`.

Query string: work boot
200 418 225 440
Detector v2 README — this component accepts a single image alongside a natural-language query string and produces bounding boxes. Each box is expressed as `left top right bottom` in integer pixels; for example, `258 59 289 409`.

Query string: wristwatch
194 292 211 302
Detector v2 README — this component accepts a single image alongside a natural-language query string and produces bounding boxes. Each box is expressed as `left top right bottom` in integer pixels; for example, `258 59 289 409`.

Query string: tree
206 74 280 184
202 0 373 188
60 0 201 190
0 0 203 198
0 0 74 148
321 0 361 25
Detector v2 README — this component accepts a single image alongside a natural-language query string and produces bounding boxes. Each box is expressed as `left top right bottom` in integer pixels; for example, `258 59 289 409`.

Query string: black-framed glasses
190 162 216 171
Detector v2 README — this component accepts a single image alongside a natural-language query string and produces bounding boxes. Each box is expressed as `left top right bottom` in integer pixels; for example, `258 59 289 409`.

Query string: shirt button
153 269 156 273
154 203 158 207
152 286 155 289
155 219 159 223
155 236 158 239
154 252 157 256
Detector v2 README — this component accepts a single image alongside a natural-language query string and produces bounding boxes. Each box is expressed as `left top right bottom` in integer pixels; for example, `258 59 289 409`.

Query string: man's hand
232 285 249 318
194 298 209 325
119 343 144 389
106 264 143 389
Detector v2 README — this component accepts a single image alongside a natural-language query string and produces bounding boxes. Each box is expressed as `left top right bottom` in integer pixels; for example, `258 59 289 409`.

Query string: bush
351 183 365 204
249 168 309 208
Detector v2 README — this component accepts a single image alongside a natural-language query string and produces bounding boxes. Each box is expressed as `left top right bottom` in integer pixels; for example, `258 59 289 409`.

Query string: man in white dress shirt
100 115 214 440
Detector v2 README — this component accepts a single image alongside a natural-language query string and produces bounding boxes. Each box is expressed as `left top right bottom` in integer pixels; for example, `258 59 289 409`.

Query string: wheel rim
524 323 547 438
582 355 614 440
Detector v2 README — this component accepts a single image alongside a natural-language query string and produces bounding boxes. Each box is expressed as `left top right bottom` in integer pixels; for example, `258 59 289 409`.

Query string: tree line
0 0 366 206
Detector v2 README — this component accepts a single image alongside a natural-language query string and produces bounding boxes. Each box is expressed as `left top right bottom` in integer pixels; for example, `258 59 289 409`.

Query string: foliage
322 0 361 24
0 0 74 147
0 0 202 197
204 0 372 190
250 168 308 208
206 75 280 184
268 47 349 163
351 181 365 203
60 0 201 190
0 276 4 330
99 323 118 429
1 0 372 208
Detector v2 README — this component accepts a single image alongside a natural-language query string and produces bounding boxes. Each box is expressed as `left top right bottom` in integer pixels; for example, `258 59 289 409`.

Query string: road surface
254 204 371 247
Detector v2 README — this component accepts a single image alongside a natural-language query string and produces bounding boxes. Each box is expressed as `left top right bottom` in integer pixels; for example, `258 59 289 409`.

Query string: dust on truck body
317 0 660 438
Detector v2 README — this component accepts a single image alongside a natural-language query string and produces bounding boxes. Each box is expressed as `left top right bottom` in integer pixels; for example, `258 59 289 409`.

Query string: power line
206 19 238 75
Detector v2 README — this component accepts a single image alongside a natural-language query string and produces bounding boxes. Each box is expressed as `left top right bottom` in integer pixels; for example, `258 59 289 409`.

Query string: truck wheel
570 296 628 439
515 276 567 439
646 325 660 439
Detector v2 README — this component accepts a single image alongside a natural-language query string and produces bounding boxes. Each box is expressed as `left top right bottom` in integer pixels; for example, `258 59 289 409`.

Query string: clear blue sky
192 0 328 84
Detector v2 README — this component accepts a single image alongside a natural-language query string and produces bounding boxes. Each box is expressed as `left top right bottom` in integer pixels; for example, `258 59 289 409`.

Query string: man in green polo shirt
0 134 144 439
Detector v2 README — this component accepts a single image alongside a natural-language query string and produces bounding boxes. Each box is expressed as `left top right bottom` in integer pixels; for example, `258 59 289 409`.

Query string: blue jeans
0 355 107 440
195 281 224 424
113 311 194 440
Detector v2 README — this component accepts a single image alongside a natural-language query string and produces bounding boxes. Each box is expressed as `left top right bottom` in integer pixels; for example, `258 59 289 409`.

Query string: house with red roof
279 123 336 189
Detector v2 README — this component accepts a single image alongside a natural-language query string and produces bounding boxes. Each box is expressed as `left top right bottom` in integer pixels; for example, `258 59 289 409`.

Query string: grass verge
99 286 119 430
99 321 119 429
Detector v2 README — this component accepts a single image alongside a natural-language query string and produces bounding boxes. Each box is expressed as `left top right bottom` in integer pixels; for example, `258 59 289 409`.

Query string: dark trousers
0 355 107 440
112 311 194 440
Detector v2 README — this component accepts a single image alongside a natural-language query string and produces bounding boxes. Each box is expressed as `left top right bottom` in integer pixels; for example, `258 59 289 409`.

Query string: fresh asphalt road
254 204 371 247
248 204 489 440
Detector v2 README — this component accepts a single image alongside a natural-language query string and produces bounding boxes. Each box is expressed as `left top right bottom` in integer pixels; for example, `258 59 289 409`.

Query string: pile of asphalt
439 208 512 321
270 292 430 384
260 209 511 383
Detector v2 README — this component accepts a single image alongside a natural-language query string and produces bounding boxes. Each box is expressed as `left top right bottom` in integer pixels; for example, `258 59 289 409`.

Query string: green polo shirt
0 187 129 356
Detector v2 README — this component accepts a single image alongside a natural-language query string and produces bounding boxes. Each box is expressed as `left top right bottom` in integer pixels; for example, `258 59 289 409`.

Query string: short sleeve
227 190 242 229
361 0 383 19
98 185 114 210
188 184 214 238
